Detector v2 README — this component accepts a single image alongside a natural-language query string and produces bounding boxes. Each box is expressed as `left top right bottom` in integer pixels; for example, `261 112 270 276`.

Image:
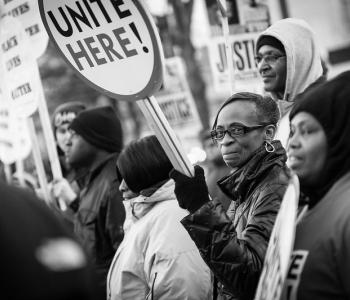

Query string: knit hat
289 71 350 202
52 102 86 135
69 106 123 153
256 35 285 53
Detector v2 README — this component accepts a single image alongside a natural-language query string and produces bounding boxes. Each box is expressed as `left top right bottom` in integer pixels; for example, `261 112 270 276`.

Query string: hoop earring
265 141 275 153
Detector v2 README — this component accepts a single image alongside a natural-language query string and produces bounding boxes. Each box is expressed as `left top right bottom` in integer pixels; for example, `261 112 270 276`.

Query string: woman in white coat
107 135 212 300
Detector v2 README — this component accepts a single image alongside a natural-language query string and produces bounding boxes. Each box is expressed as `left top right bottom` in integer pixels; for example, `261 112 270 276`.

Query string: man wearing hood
255 18 325 146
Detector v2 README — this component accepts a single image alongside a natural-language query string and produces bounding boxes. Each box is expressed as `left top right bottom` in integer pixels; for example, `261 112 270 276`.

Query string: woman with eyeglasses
170 92 290 300
285 71 350 300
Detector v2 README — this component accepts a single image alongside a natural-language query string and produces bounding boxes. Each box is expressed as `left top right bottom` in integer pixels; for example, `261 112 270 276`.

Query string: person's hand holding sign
170 165 211 213
52 178 77 208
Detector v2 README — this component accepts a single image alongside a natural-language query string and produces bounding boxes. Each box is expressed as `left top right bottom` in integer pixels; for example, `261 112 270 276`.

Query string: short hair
117 135 173 193
212 92 280 130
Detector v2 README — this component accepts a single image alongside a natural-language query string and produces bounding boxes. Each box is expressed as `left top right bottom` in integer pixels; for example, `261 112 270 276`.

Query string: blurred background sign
156 57 201 134
0 16 39 117
0 0 49 57
206 32 262 93
0 101 31 165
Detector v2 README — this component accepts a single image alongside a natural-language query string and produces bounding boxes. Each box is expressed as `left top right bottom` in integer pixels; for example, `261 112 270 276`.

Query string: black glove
169 165 210 213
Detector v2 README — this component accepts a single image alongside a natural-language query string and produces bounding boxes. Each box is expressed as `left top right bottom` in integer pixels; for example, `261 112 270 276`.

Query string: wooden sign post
217 0 236 94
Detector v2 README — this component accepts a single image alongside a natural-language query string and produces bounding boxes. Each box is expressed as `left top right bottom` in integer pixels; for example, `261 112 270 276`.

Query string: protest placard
236 0 270 32
0 102 16 165
156 57 201 134
39 0 194 177
39 0 163 101
0 0 49 57
204 0 271 36
217 0 236 93
0 16 39 117
0 14 59 205
0 101 31 165
207 32 263 93
254 174 299 300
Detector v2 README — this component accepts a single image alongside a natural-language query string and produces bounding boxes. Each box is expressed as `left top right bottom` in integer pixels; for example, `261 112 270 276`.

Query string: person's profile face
287 112 327 186
119 179 138 200
215 101 267 169
56 123 72 153
66 131 96 167
257 45 287 96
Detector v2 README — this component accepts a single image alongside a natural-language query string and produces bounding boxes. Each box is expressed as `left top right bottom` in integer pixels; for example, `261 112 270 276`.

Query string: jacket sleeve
181 187 284 299
105 180 125 251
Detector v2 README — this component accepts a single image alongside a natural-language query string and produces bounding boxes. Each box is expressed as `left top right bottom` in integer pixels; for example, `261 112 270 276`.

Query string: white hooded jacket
256 18 324 146
106 180 212 300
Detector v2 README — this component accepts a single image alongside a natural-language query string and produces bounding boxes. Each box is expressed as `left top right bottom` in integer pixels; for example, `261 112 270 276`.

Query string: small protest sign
0 101 31 165
254 174 299 300
204 0 271 36
39 0 163 101
236 0 270 32
0 16 39 117
156 57 201 133
207 32 263 93
0 0 49 57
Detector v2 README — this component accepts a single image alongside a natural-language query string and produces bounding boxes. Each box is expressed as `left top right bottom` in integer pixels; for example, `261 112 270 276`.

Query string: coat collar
218 140 286 203
85 152 119 185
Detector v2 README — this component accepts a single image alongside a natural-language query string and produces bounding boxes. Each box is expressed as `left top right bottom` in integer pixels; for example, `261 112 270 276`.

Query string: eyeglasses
211 124 267 142
254 54 285 65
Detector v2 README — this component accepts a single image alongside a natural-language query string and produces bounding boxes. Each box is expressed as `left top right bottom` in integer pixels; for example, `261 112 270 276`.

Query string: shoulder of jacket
263 164 290 187
251 166 290 202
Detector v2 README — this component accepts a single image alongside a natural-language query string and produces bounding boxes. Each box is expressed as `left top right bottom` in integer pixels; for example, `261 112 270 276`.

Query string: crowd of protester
1 17 350 300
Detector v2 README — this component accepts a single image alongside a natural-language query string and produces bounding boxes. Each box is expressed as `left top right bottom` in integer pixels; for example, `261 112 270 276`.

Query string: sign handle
28 117 51 204
4 163 12 184
37 86 62 179
137 96 194 177
217 0 236 94
35 66 66 210
15 159 25 188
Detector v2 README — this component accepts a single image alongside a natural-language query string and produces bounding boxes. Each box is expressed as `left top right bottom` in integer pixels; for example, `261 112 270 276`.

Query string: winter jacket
107 180 212 300
72 153 125 296
204 158 232 211
181 141 290 300
284 172 350 300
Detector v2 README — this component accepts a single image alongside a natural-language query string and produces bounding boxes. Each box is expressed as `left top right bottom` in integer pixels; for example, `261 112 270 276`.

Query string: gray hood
256 18 323 113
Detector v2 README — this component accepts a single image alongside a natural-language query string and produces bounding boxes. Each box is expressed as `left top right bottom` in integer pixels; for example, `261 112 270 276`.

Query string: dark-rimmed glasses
211 124 266 142
254 54 285 65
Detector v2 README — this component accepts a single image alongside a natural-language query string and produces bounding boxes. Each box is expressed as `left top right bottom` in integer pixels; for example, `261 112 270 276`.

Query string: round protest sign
39 0 163 101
